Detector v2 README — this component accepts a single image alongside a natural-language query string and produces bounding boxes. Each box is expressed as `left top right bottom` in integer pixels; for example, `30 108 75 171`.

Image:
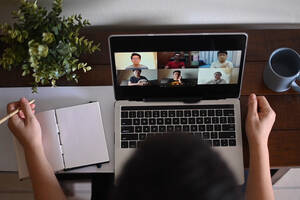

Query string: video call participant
207 71 227 84
211 51 234 68
128 69 149 86
125 53 149 70
165 53 185 69
168 70 184 86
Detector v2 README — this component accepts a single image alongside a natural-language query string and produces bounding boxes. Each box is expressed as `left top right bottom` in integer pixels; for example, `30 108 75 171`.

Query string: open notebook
14 102 109 179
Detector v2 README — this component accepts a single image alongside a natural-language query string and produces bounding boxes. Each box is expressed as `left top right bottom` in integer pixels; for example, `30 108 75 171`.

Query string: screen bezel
109 33 248 101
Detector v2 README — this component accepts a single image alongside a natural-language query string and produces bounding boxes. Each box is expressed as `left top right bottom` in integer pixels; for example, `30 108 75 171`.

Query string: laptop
109 33 248 184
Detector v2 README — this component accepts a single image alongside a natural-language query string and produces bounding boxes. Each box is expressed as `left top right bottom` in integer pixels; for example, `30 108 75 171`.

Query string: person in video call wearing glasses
128 69 149 86
207 71 227 84
168 70 184 86
125 53 149 70
6 93 275 200
165 53 186 69
211 51 234 68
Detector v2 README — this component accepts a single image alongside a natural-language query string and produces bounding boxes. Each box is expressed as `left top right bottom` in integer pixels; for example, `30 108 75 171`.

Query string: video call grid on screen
115 50 242 87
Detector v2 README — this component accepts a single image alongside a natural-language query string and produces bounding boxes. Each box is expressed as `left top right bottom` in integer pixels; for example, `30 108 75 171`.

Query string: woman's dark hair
112 135 241 200
131 53 141 59
173 70 181 75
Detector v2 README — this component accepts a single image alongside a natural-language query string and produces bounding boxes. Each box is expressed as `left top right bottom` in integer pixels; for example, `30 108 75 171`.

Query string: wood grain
1 28 300 168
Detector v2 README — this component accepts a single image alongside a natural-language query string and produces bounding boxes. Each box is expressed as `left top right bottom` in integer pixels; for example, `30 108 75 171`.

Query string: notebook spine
54 110 66 169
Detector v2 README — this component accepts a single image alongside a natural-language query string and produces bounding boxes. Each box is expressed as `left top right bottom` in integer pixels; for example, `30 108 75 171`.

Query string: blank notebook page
55 102 109 169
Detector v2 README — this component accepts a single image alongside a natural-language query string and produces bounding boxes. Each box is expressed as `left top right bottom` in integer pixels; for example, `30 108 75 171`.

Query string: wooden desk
1 28 300 168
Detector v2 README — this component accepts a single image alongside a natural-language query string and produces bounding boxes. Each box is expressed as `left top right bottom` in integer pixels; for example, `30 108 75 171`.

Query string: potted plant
0 0 100 92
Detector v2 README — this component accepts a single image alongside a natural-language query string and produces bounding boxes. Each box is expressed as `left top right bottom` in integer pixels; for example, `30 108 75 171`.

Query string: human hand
246 94 276 147
7 98 42 150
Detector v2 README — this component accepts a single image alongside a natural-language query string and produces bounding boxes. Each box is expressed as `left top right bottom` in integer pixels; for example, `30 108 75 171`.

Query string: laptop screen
109 34 247 100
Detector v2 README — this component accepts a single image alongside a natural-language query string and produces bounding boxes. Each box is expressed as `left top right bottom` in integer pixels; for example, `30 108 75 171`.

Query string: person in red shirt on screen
165 53 185 69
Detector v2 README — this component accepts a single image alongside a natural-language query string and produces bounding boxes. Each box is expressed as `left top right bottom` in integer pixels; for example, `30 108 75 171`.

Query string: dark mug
263 48 300 92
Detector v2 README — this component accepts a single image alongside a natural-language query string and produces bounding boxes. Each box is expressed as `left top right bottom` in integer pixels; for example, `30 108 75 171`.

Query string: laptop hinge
142 97 203 104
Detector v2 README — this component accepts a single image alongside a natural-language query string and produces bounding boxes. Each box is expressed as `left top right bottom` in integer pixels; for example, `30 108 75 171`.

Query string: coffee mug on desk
263 48 300 92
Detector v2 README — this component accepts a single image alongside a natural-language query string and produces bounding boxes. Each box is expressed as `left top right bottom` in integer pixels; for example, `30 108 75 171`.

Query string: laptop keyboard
120 105 236 148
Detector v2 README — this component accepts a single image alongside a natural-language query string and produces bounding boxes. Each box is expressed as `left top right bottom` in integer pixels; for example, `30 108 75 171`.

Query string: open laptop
109 33 248 184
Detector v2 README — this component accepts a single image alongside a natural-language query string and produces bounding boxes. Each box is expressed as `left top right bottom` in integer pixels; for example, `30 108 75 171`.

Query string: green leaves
0 0 100 93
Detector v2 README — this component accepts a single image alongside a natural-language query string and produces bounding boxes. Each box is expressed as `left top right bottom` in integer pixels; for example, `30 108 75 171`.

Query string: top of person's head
131 53 141 59
132 68 141 73
218 51 228 56
215 71 222 76
173 70 181 74
112 134 241 200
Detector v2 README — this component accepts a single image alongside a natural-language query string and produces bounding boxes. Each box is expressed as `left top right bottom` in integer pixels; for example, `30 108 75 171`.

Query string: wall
0 0 299 27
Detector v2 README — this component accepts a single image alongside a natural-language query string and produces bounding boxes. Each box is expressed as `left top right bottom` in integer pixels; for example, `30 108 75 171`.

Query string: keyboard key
135 126 142 132
196 117 203 124
141 119 148 125
184 110 191 117
192 110 199 116
181 118 188 124
200 110 207 116
188 118 196 124
149 118 156 125
214 124 221 131
121 141 128 148
129 111 136 118
129 141 136 148
121 112 128 118
139 134 146 140
203 132 210 139
204 117 211 124
148 133 155 137
228 117 235 123
157 118 164 125
133 119 140 125
168 111 175 117
220 117 227 123
213 140 220 146
165 118 172 124
191 125 198 131
207 140 212 146
167 126 174 132
222 124 235 131
176 110 183 117
121 134 138 140
183 125 190 132
198 125 205 131
121 126 134 133
145 111 152 118
161 111 168 117
195 132 202 137
224 110 234 116
212 117 219 124
137 111 144 118
173 118 180 124
137 141 143 148
229 139 236 146
206 125 213 131
121 119 132 125
211 132 218 139
175 125 182 132
208 110 215 116
153 111 160 117
216 110 222 116
159 126 166 132
221 139 228 146
143 126 150 132
219 132 236 139
151 126 158 132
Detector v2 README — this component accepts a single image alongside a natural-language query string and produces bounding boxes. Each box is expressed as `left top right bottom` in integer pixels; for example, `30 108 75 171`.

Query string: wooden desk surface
1 28 300 168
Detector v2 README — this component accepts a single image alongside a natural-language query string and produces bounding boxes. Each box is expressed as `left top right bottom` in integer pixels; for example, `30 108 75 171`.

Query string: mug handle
291 75 300 93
